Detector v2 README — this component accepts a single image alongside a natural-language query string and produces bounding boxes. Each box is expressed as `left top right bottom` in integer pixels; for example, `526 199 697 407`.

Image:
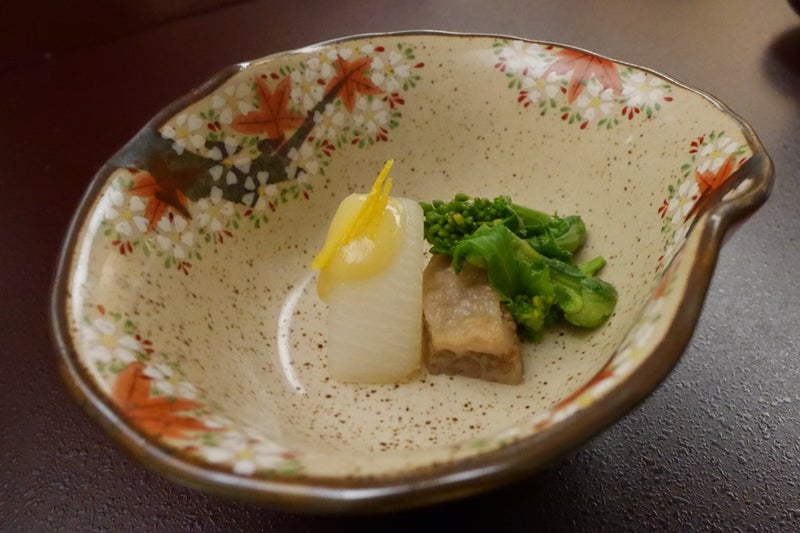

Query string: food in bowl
312 160 425 383
423 253 524 384
311 160 617 385
420 193 617 384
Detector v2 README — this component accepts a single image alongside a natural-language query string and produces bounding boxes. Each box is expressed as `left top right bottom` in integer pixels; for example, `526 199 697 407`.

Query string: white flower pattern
155 215 194 260
195 186 235 233
370 51 411 92
312 103 346 142
83 317 141 364
353 96 389 135
161 113 205 155
202 429 291 476
104 189 148 237
697 136 738 174
210 82 253 125
621 71 667 109
575 80 615 123
291 68 325 113
496 40 549 76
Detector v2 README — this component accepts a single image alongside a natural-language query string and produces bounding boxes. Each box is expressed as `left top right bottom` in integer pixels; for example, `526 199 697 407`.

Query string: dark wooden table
2 1 799 530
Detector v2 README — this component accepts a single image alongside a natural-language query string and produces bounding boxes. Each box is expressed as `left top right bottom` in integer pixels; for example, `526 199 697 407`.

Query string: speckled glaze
50 32 772 512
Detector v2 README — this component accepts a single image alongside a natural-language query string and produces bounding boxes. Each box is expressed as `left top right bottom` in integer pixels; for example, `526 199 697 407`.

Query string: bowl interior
59 34 762 483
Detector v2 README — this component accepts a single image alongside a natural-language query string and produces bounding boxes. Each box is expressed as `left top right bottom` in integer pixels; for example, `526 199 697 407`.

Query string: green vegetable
419 194 586 261
420 194 617 340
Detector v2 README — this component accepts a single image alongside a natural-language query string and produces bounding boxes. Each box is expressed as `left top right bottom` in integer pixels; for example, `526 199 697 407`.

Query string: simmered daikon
312 161 424 383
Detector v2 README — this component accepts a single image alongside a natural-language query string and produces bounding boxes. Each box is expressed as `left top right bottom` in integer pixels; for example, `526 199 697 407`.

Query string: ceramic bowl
51 32 772 512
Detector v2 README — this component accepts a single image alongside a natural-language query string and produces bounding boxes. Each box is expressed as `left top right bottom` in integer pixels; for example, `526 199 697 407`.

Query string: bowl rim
49 29 774 513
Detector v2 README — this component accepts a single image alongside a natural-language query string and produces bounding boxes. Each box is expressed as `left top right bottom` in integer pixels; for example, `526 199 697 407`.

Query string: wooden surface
2 1 799 530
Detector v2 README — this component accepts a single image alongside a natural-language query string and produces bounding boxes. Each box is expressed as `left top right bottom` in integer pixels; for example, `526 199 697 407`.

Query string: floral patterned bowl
50 32 772 512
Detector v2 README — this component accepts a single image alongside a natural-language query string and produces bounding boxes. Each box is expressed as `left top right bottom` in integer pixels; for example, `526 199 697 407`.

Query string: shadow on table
764 26 800 102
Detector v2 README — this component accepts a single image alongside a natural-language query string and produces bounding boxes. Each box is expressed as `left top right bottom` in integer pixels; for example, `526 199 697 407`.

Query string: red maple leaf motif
112 361 209 439
232 76 305 140
681 154 742 220
695 154 739 195
129 172 191 230
326 55 383 113
543 49 623 103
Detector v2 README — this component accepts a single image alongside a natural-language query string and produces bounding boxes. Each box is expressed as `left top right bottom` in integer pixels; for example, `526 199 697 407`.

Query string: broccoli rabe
419 194 586 261
505 294 560 340
421 194 617 340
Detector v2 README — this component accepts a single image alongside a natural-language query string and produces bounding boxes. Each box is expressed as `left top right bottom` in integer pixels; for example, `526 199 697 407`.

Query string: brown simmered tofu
422 254 522 385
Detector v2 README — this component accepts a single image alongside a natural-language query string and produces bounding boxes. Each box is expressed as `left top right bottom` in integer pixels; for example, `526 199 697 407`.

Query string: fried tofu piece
422 254 522 385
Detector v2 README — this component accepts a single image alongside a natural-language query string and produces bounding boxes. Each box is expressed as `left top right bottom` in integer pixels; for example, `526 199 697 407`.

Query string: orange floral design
695 154 739 195
231 76 305 140
326 55 383 113
129 172 191 230
543 49 623 103
112 361 208 439
686 154 742 220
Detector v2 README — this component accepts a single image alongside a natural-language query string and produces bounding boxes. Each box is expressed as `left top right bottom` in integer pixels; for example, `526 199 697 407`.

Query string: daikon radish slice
311 161 424 383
